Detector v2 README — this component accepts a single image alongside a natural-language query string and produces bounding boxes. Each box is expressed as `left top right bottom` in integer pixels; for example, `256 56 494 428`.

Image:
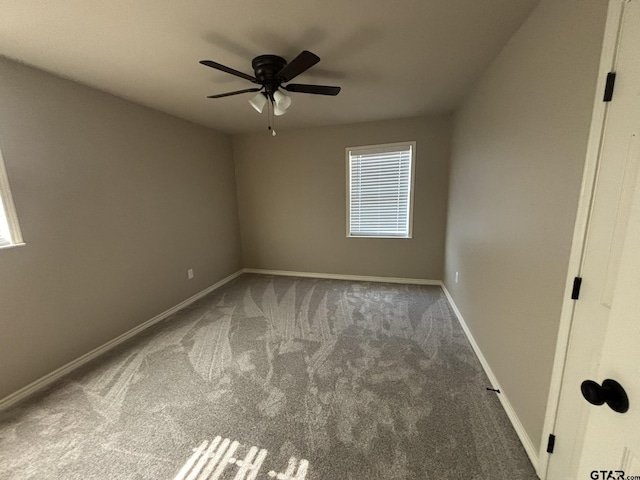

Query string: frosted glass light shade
249 93 267 113
273 90 291 114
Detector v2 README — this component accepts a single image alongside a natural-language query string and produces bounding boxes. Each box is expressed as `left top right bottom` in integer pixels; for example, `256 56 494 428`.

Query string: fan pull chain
267 99 276 136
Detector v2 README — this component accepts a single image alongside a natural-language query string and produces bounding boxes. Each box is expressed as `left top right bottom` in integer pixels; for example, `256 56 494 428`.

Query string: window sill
347 235 412 239
0 242 26 251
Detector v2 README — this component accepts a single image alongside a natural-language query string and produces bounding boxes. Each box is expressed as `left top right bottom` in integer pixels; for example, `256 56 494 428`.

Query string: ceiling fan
199 50 341 123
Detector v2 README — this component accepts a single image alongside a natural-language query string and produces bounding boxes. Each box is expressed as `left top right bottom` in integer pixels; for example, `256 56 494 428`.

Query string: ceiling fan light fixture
249 92 267 113
273 104 287 116
273 89 291 114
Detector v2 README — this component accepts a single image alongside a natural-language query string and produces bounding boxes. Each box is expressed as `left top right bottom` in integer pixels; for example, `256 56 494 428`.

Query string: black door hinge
571 277 582 300
547 434 556 454
603 72 616 102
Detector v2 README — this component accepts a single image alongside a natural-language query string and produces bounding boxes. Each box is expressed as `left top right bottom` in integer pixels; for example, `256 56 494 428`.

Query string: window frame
0 146 24 250
345 141 416 239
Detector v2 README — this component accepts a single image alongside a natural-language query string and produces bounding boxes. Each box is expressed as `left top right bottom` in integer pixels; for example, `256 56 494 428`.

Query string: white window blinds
0 197 11 247
347 142 415 238
0 147 23 248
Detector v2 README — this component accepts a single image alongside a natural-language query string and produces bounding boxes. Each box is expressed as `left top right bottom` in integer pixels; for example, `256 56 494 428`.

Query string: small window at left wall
0 147 24 248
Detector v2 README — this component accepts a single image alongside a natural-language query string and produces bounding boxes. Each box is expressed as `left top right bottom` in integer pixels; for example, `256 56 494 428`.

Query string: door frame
537 0 627 478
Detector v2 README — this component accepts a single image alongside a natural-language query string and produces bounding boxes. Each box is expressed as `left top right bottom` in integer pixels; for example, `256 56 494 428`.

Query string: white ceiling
0 0 539 134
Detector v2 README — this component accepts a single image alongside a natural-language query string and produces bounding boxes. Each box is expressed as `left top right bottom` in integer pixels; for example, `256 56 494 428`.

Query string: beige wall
444 0 607 452
233 116 452 279
0 57 242 399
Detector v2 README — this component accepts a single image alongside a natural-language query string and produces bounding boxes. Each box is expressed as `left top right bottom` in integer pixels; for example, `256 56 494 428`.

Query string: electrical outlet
188 268 194 280
455 271 459 283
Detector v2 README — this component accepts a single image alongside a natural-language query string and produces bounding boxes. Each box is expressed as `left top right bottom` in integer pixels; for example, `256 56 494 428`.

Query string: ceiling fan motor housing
251 55 287 95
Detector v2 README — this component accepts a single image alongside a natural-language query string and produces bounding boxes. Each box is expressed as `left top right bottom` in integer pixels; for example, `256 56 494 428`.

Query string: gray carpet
0 274 537 479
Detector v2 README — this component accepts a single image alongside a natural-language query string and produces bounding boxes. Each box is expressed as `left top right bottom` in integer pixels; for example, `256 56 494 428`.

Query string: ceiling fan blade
199 60 257 83
284 84 341 96
276 51 320 82
207 88 261 99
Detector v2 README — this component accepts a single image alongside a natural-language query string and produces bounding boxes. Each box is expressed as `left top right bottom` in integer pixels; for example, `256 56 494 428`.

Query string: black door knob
580 379 629 413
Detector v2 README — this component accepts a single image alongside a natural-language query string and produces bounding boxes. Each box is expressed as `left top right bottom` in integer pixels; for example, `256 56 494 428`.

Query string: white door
547 1 640 478
577 169 640 476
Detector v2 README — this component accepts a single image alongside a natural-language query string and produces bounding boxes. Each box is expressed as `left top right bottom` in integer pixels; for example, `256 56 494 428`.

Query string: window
347 141 415 238
0 147 24 248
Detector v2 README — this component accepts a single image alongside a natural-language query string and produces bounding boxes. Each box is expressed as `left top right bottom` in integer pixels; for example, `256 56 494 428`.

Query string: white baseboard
441 284 540 477
243 268 441 286
0 269 244 412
